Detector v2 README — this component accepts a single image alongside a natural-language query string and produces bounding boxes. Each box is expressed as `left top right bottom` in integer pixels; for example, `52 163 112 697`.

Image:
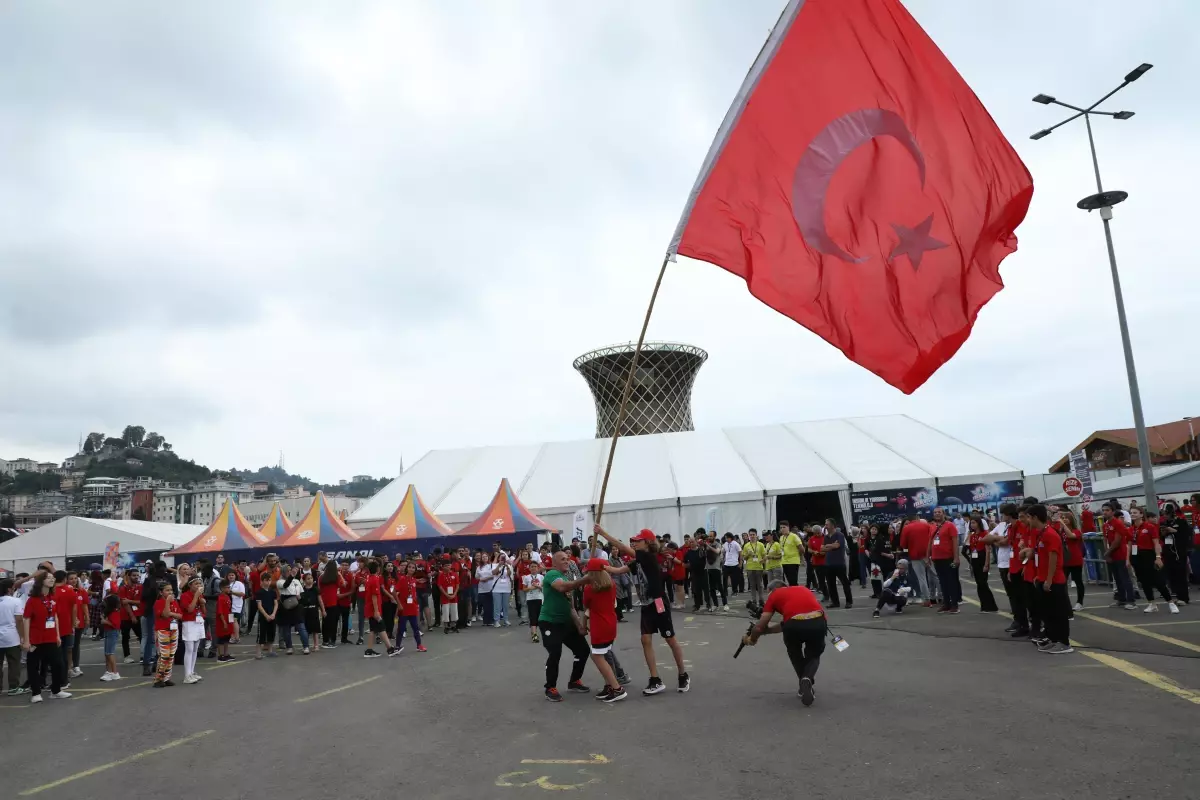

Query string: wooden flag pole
594 253 672 524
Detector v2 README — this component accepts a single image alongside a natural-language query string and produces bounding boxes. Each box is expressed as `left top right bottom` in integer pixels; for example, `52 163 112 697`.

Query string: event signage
850 486 937 526
571 508 592 543
1068 448 1094 500
935 479 1025 515
103 541 120 571
1062 477 1083 497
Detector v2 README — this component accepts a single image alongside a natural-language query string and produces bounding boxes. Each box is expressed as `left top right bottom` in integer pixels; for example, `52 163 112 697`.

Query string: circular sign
1062 477 1083 497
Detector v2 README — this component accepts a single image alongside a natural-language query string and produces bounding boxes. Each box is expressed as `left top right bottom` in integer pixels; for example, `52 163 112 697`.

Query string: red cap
631 529 656 543
585 557 609 573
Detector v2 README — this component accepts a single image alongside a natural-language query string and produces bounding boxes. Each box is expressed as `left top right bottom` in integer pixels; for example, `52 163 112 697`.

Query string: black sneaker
545 687 563 702
567 681 590 693
390 645 404 656
1004 624 1018 633
799 677 815 706
677 672 691 693
616 673 632 686
363 649 382 658
643 678 665 696
602 686 628 704
355 637 364 646
872 611 880 618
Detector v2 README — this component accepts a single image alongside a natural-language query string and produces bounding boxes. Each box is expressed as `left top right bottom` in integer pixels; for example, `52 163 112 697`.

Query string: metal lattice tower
573 342 708 438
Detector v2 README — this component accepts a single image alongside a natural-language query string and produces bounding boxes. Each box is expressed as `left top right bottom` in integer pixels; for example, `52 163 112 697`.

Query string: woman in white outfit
492 557 513 627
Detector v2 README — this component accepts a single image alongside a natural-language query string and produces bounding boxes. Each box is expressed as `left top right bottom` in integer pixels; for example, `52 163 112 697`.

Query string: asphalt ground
2 570 1198 800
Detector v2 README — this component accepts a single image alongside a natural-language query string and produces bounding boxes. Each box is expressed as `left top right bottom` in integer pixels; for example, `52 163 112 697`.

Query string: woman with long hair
318 560 341 648
21 570 70 702
300 572 321 652
179 576 205 684
582 559 628 703
1057 509 1086 611
475 552 496 626
492 555 513 627
867 525 894 598
380 561 399 641
88 569 104 639
966 517 999 612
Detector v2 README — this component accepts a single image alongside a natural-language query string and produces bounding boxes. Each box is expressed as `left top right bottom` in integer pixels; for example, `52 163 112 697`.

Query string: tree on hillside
122 425 146 447
84 432 105 454
103 437 125 449
143 432 164 450
162 442 173 452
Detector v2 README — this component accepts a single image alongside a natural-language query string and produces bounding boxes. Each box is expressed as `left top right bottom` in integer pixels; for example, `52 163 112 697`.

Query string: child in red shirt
215 579 235 661
582 557 630 703
437 560 460 635
152 585 183 687
396 561 425 652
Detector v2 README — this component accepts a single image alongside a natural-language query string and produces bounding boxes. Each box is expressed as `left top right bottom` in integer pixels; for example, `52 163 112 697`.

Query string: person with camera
873 560 913 617
740 580 826 706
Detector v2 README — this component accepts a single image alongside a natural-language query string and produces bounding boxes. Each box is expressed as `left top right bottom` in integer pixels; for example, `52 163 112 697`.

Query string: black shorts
216 635 231 645
368 618 385 633
640 603 675 638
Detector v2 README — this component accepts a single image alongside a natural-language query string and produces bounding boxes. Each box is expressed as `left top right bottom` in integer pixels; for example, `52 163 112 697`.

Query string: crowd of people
1 492 1194 706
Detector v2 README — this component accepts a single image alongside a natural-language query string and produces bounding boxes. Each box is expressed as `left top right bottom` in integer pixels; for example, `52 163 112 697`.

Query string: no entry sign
1062 476 1083 497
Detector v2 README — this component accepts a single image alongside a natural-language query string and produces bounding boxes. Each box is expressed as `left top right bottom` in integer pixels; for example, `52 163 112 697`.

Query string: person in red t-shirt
666 543 687 610
1130 507 1177 613
1028 504 1072 653
316 561 341 648
214 579 235 661
152 584 183 687
395 561 426 652
1056 509 1086 610
437 558 460 634
362 561 396 658
335 562 354 644
742 581 826 706
966 517 998 612
929 508 961 613
899 516 936 606
1017 507 1046 640
118 570 143 663
582 557 629 703
52 572 78 682
1101 501 1136 607
807 528 827 600
23 570 69 701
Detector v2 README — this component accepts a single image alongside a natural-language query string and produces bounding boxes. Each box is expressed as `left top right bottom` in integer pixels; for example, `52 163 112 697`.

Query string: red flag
669 0 1033 393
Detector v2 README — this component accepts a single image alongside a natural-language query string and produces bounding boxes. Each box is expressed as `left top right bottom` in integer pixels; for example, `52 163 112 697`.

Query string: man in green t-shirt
780 522 805 586
538 551 591 702
742 529 767 607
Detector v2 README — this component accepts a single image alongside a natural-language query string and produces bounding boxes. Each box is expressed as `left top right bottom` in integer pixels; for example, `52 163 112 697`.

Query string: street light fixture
1030 63 1158 512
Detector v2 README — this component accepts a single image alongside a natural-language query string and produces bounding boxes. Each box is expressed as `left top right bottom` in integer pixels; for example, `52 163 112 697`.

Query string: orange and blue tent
257 502 293 541
357 486 453 541
453 478 558 535
274 491 359 547
170 497 269 554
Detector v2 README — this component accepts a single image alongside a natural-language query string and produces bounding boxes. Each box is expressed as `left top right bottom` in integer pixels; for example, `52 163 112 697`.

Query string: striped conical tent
357 486 453 541
171 497 266 554
453 478 558 535
274 491 359 546
257 502 293 541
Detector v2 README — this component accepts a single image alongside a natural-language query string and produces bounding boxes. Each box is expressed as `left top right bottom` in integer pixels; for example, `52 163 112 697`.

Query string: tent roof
357 486 454 541
1044 462 1200 504
169 498 269 554
275 491 360 547
0 517 207 563
257 503 293 540
453 479 558 535
350 414 1021 523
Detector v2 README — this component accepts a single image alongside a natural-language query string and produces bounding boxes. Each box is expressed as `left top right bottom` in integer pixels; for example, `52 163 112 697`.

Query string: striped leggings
155 630 178 682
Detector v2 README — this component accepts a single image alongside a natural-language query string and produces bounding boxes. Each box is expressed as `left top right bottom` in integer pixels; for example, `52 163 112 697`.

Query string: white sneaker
109 672 122 681
123 655 137 664
1073 603 1083 611
183 674 200 684
70 667 83 678
193 672 203 681
1143 603 1157 613
30 694 43 704
100 672 114 682
1123 604 1137 610
52 691 72 699
1168 602 1180 614
723 605 730 612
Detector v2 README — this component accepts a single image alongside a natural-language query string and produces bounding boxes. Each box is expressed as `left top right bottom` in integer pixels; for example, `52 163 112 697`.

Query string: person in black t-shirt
594 524 689 696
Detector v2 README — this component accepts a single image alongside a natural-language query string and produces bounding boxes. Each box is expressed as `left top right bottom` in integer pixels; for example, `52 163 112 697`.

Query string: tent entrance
774 491 843 531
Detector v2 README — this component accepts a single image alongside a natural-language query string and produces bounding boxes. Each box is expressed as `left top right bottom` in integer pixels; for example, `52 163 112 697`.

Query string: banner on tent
103 541 120 571
571 508 592 543
936 480 1025 515
850 486 937 527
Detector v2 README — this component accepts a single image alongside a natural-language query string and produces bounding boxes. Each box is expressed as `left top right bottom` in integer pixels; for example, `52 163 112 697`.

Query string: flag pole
594 254 671 524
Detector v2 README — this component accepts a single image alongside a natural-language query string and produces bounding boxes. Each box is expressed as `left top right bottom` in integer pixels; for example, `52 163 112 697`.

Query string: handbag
280 576 300 609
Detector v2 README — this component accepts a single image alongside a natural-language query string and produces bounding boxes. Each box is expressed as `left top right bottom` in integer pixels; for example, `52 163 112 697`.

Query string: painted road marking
521 755 609 764
1074 611 1200 655
684 616 694 622
19 730 214 795
430 648 464 661
1134 619 1200 627
294 675 380 703
496 771 599 790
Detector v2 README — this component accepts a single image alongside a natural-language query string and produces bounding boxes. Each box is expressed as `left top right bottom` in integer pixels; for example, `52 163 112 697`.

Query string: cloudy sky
1 0 1195 484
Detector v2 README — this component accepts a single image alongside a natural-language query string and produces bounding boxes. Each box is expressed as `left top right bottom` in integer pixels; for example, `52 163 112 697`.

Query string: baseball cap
631 529 656 543
585 557 609 573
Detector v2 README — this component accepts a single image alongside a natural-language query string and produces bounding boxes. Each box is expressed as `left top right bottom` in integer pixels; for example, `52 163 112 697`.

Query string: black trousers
812 565 829 597
823 564 852 606
722 565 742 596
1023 575 1043 636
1005 571 1028 631
526 599 542 626
1065 565 1085 607
1041 582 1071 645
968 557 998 611
120 619 141 658
1132 554 1172 602
691 568 710 610
339 605 353 641
933 559 962 607
876 588 908 611
540 622 589 689
803 555 815 588
707 571 726 607
29 642 64 696
1163 555 1189 603
781 618 826 684
785 563 802 588
321 608 340 644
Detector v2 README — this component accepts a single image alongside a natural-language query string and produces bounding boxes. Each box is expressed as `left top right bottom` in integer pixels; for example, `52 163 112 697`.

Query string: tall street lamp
1186 417 1195 462
1031 63 1158 512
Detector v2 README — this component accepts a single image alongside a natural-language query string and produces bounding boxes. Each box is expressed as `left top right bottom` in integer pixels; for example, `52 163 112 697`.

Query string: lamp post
1030 63 1158 512
1186 417 1195 462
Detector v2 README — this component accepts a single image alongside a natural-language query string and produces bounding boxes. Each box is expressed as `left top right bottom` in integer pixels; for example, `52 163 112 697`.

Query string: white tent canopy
350 415 1021 536
0 518 207 575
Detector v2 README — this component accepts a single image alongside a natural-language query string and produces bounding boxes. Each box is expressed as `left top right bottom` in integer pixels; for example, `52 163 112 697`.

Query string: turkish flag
670 0 1033 393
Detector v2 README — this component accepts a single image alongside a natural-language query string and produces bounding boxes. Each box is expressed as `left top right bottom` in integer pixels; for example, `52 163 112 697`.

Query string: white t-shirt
476 564 496 593
722 541 742 566
492 565 512 594
0 595 22 648
229 580 246 613
521 573 544 601
993 520 1011 569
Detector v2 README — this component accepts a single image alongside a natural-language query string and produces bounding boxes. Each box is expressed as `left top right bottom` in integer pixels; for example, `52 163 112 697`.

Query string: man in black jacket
1159 503 1192 604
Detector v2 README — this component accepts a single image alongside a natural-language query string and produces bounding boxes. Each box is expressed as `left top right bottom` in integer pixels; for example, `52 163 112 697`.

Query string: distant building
2 458 38 475
250 481 270 495
352 475 372 483
339 479 348 486
62 454 90 469
282 486 310 499
0 494 35 512
1050 416 1200 473
149 480 254 525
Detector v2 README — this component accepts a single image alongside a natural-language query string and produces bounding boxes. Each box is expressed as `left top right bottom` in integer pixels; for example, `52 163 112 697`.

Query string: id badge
358 585 366 593
227 613 235 623
1164 536 1174 545
971 551 980 559
933 536 940 546
832 634 849 652
654 597 665 614
169 621 178 631
406 596 414 605
45 617 57 629
1034 553 1039 567
1131 545 1138 556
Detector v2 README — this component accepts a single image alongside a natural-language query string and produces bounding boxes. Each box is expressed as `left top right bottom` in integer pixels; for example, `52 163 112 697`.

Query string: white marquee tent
0 517 207 574
349 415 1022 536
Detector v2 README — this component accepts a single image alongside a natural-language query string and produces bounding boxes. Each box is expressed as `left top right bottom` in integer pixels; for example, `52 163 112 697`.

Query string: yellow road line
1079 652 1200 705
294 675 380 703
521 754 609 764
1074 611 1200 655
1134 619 1200 627
19 730 214 795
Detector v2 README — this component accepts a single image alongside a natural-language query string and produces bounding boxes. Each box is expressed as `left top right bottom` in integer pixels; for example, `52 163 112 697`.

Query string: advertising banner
571 508 593 543
1068 449 1094 500
936 479 1026 515
850 485 937 527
